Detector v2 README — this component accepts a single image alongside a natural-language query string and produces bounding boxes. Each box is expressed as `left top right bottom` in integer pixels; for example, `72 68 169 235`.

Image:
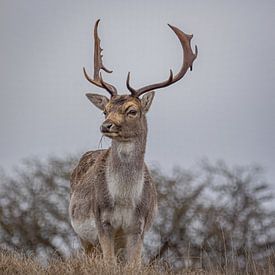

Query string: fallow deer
69 19 197 264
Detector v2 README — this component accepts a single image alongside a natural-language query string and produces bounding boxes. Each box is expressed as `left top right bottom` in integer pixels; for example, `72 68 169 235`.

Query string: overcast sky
0 0 274 182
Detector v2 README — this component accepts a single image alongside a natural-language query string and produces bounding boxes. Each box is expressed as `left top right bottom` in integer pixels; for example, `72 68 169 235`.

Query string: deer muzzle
100 120 119 135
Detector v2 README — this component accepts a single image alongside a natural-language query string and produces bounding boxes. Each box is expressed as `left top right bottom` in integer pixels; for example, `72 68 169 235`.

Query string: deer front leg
126 219 145 265
126 233 143 265
98 221 115 263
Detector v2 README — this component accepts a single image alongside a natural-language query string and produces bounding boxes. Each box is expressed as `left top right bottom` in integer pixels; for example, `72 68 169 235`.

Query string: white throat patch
116 142 136 162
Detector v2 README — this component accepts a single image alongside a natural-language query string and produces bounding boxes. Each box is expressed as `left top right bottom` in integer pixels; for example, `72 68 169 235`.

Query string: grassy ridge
1 250 275 275
0 250 172 275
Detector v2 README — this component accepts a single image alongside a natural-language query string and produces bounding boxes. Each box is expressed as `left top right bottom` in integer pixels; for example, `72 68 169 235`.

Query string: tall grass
0 250 170 275
1 249 275 275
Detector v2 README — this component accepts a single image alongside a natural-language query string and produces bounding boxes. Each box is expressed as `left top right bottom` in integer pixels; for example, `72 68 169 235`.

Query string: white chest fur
106 172 144 229
107 169 144 206
106 142 144 229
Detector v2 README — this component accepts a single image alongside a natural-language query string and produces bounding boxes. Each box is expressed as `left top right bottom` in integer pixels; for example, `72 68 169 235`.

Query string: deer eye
103 111 107 116
127 109 137 117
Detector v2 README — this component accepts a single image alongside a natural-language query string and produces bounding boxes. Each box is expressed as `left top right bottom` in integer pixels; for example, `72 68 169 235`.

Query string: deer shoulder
70 149 106 192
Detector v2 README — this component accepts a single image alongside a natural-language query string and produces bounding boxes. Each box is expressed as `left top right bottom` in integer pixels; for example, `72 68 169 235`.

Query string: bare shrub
148 160 275 271
0 156 78 259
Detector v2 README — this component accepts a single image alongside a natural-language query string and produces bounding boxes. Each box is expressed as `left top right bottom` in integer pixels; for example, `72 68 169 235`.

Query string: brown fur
69 93 157 264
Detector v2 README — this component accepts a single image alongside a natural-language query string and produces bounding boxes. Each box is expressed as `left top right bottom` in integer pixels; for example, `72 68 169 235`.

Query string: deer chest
105 169 144 229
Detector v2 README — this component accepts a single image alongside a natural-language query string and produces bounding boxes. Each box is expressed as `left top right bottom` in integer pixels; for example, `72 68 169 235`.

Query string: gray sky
0 0 274 182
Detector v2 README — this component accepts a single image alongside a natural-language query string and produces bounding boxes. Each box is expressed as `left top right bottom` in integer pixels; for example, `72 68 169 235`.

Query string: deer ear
141 91 155 113
86 93 109 111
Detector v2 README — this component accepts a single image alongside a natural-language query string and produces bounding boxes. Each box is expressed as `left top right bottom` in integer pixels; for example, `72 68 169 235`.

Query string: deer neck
106 119 147 203
109 133 146 173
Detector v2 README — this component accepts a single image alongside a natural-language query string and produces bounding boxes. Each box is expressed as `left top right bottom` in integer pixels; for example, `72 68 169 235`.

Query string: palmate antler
84 20 198 98
126 24 198 97
83 19 118 97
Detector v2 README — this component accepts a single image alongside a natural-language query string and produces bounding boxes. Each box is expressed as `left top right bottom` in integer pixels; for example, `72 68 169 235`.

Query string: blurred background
0 0 275 271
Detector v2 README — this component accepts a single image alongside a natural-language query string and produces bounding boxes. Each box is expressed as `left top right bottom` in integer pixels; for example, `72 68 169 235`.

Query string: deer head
84 19 198 142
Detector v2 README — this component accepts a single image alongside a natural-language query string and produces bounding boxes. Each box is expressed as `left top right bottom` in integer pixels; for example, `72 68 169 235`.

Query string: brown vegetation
0 249 177 275
1 249 275 275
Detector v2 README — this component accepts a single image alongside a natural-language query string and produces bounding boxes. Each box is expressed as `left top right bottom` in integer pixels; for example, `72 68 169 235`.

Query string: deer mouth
101 131 119 138
102 131 133 142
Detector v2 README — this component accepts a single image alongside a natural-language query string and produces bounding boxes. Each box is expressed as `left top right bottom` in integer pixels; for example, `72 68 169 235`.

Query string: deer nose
100 121 115 133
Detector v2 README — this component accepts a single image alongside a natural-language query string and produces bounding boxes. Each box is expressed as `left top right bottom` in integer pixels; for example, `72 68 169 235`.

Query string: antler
83 19 117 97
126 24 198 97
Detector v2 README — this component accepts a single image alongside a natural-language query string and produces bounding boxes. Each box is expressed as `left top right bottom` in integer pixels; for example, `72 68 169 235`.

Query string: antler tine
126 24 198 98
126 72 138 96
167 24 198 81
83 19 117 97
127 70 174 97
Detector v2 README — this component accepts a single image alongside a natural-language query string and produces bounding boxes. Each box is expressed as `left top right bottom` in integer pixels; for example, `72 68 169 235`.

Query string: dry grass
1 249 275 275
0 250 174 275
